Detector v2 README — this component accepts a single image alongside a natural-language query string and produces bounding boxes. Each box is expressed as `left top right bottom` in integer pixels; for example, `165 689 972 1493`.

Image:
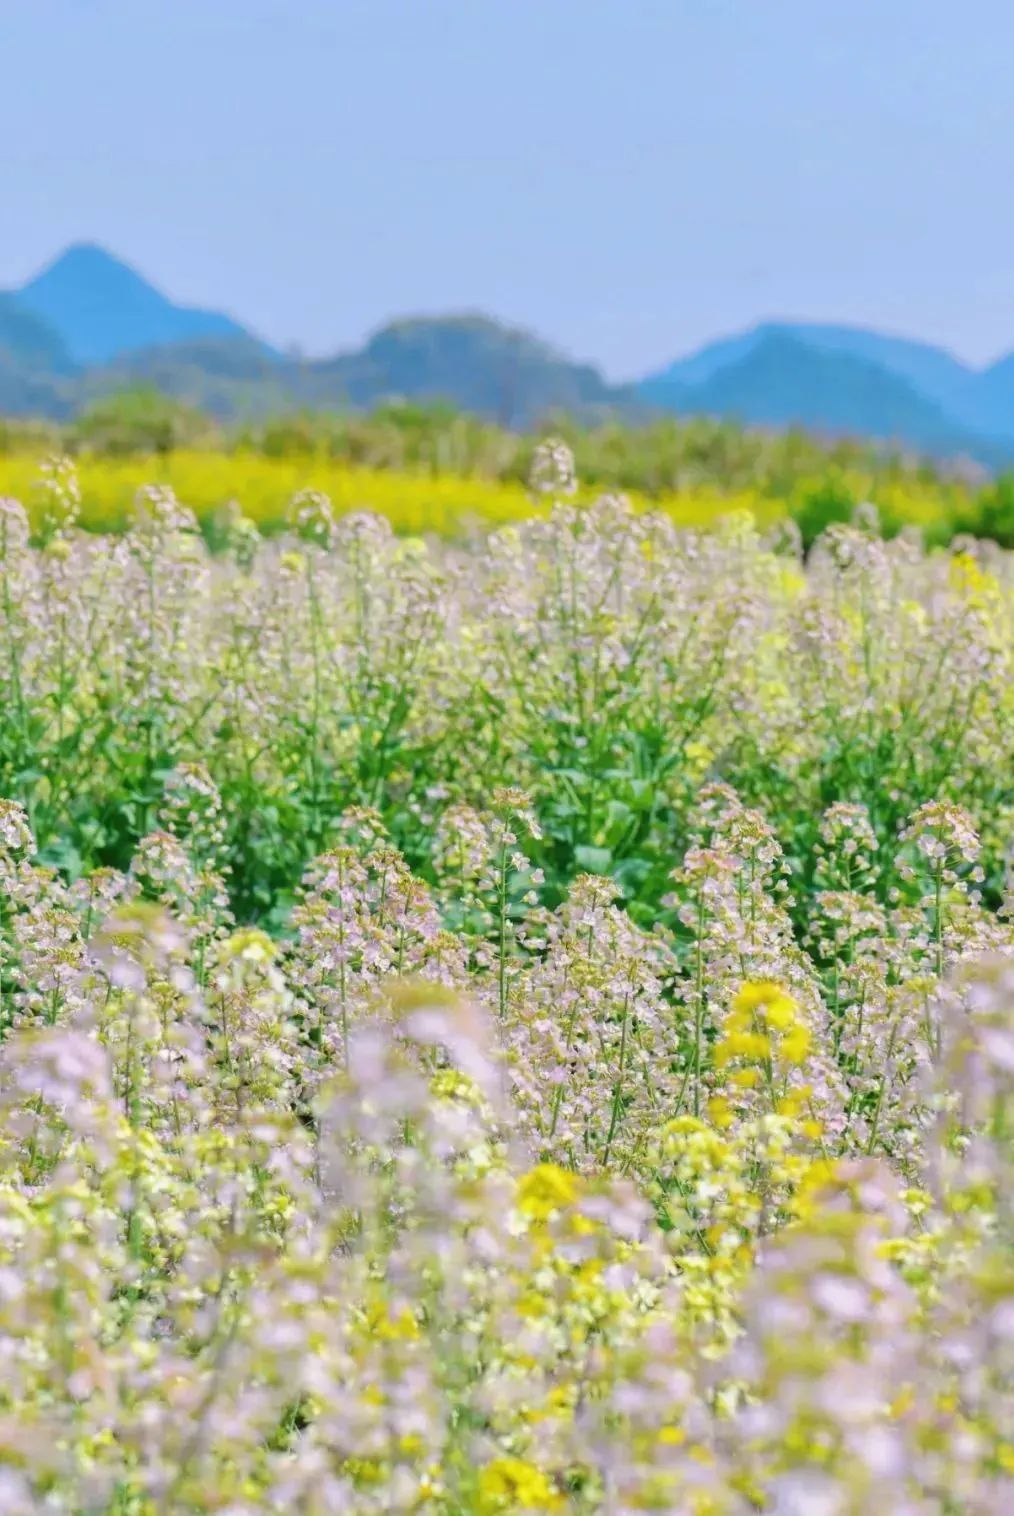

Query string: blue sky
1 0 1012 377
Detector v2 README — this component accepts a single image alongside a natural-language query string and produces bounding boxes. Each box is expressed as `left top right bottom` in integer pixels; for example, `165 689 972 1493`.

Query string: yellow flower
478 1457 563 1511
707 1095 735 1130
220 926 275 963
715 1030 771 1066
684 739 715 776
665 1116 709 1137
948 551 995 603
731 981 787 1016
359 1297 420 1342
516 1163 583 1221
764 996 797 1032
780 1025 812 1065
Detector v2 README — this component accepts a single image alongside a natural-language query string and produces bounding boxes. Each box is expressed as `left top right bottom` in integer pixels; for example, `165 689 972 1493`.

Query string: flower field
0 447 1012 1511
0 443 990 544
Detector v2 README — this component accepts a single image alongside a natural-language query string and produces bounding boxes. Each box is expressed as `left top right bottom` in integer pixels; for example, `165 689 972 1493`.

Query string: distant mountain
14 244 266 366
84 316 626 426
642 321 974 409
0 294 77 418
641 320 1014 455
4 243 1014 465
87 334 294 421
0 293 74 374
306 316 623 425
952 355 1014 442
0 352 75 419
774 325 973 408
648 332 997 461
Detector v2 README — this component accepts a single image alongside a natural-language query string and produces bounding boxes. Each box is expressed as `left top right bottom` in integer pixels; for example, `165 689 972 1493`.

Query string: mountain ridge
666 332 996 460
641 321 976 407
15 244 268 367
2 244 1014 464
640 321 1014 453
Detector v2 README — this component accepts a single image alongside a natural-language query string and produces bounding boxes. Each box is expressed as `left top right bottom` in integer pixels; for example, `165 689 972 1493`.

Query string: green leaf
574 844 613 875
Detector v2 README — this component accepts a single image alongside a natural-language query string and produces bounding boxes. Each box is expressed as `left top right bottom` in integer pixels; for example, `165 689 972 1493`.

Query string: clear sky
2 0 1013 378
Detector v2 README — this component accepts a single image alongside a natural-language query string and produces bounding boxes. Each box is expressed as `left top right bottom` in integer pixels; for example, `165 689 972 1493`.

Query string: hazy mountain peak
14 242 262 366
312 310 617 426
641 320 974 405
28 241 145 284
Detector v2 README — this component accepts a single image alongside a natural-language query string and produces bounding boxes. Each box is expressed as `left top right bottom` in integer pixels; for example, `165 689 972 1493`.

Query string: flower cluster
0 460 1008 1509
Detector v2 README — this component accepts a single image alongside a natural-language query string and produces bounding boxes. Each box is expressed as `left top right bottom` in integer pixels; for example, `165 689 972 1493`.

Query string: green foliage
956 472 1014 547
789 472 859 546
5 401 1010 549
0 484 1009 930
70 387 218 456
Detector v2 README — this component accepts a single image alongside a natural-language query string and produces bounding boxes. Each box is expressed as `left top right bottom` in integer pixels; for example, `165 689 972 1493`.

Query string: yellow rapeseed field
0 448 965 538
